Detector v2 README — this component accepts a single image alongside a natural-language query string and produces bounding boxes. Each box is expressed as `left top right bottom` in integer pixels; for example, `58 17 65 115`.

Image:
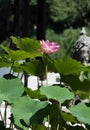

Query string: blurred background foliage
0 0 90 58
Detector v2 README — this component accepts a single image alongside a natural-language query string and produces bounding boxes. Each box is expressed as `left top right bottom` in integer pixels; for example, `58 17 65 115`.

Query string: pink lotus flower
39 40 60 54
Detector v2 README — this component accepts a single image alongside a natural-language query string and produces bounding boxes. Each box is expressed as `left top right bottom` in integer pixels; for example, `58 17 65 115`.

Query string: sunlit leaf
11 96 49 128
70 103 90 125
1 46 39 60
10 36 42 57
0 60 11 68
40 86 74 104
0 78 24 104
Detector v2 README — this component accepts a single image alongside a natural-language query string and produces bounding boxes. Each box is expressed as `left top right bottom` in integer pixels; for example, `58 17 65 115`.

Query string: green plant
0 36 90 130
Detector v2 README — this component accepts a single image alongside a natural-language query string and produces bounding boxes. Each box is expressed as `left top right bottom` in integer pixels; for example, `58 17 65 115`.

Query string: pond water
0 67 10 77
0 67 60 90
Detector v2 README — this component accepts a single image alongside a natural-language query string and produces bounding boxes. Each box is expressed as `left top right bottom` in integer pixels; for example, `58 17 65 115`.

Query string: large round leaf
11 96 49 128
0 78 24 104
70 103 90 125
40 86 74 104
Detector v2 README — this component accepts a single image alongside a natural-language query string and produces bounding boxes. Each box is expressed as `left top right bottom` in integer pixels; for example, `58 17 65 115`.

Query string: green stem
57 124 59 130
47 114 50 130
46 64 48 86
45 54 48 86
10 61 14 74
89 92 90 103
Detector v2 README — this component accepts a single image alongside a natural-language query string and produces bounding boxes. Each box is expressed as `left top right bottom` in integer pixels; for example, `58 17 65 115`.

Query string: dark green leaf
3 73 17 79
0 121 6 130
25 88 46 99
0 54 12 68
61 111 77 123
12 62 23 72
30 105 50 124
54 57 88 75
50 100 60 130
61 75 90 92
32 124 47 130
21 60 45 76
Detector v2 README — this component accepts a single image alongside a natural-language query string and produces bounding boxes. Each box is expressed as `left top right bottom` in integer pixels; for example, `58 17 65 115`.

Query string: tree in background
0 0 90 58
0 0 12 41
46 0 90 58
47 0 90 29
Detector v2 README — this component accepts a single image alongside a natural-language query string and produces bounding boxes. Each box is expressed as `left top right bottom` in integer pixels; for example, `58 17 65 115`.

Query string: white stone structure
73 27 90 66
